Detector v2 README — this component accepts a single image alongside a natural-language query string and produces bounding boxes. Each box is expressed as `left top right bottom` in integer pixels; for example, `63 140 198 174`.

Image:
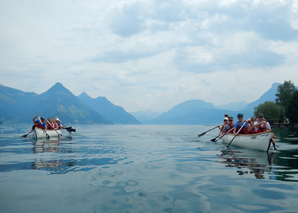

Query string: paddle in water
226 122 246 148
211 128 234 142
56 117 76 133
63 127 76 132
198 126 218 137
210 135 220 142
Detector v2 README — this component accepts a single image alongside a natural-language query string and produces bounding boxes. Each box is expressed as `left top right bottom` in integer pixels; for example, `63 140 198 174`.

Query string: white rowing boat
33 127 62 139
222 131 272 151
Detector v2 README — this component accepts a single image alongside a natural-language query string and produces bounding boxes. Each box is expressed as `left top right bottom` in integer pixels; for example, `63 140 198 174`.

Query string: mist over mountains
78 92 141 124
0 82 280 124
132 83 281 124
216 101 249 111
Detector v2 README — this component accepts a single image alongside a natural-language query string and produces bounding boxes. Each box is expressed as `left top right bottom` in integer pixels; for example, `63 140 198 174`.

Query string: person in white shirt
254 113 277 150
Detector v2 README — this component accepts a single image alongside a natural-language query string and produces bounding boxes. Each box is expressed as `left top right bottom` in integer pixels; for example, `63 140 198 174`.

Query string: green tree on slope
275 80 297 117
287 91 298 122
254 101 284 122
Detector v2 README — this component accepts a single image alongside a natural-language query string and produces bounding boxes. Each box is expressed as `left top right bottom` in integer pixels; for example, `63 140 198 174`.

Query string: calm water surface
1 124 298 212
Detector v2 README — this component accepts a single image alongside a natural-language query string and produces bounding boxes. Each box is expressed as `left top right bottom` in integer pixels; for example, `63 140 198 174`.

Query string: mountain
216 100 249 111
159 99 216 119
0 84 38 123
147 100 224 124
32 83 112 124
145 83 282 124
78 92 141 124
130 110 161 123
242 83 281 116
0 82 284 124
0 83 112 124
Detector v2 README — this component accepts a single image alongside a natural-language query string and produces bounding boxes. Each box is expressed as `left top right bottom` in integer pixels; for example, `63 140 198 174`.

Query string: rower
219 116 234 138
233 113 247 135
22 114 46 137
254 113 277 150
53 116 64 129
218 117 229 132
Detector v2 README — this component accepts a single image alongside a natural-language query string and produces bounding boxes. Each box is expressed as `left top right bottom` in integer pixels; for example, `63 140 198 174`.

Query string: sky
1 0 298 113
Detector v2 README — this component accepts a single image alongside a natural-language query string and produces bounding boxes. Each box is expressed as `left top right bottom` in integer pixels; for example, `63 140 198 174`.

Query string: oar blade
64 127 76 132
197 126 218 137
210 135 220 142
22 134 27 138
197 132 206 137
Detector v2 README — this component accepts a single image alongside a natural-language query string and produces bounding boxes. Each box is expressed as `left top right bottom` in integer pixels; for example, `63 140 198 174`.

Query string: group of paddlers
22 114 64 138
218 113 277 150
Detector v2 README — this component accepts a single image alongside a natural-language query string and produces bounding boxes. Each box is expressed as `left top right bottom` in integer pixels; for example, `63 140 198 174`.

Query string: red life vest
236 121 247 134
226 124 234 134
256 123 267 133
35 121 43 129
47 123 54 130
247 124 255 134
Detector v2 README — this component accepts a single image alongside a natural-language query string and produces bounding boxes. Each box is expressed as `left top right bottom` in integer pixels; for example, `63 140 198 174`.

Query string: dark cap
40 117 45 121
224 114 229 116
228 116 233 121
237 113 243 117
257 113 264 117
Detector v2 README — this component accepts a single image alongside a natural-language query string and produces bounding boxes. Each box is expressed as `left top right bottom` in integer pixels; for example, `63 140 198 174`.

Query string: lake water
1 124 298 212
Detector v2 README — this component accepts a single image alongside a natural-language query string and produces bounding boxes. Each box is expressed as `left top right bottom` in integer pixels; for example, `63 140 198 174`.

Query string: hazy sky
1 0 298 112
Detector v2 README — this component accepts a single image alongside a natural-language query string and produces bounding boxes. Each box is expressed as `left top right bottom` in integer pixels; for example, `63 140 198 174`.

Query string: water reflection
31 137 77 173
271 127 298 182
33 138 62 153
217 149 273 179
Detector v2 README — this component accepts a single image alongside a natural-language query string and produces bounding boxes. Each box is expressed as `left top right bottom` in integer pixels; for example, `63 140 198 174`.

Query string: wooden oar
226 122 246 148
211 128 234 142
198 126 218 137
46 119 62 137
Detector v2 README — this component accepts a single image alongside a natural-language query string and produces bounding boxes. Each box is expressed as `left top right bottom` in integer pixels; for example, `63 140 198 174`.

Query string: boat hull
222 131 272 151
34 127 62 139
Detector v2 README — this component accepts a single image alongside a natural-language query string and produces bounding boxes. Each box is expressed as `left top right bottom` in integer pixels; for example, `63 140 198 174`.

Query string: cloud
1 0 298 112
97 0 295 69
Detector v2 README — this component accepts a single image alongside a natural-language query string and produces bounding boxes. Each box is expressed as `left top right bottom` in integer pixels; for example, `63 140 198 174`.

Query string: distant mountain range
0 83 139 124
0 82 281 125
78 92 141 124
129 110 161 124
243 83 280 111
133 83 281 125
216 100 249 111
